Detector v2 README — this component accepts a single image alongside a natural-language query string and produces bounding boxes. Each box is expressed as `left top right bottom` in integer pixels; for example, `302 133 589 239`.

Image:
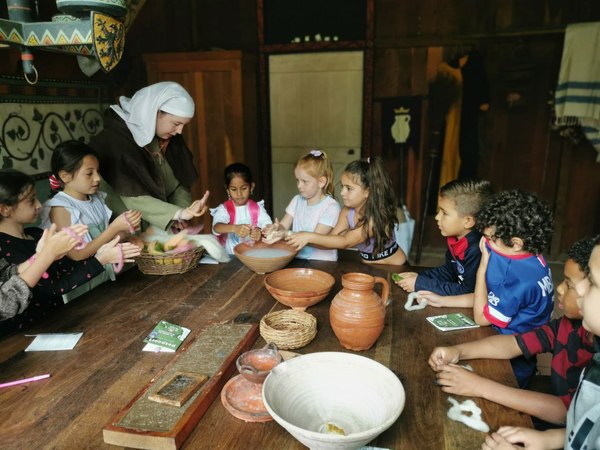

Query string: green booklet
426 313 480 332
143 320 191 352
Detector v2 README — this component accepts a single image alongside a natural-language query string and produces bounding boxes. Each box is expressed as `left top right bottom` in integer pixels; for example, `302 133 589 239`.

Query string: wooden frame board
148 372 208 408
103 323 259 450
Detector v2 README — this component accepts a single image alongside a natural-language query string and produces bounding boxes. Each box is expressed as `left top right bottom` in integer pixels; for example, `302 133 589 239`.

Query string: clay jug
330 272 389 351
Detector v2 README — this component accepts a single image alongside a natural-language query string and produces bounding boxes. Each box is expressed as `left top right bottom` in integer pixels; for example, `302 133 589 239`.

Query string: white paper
25 332 83 352
199 255 218 264
142 327 191 353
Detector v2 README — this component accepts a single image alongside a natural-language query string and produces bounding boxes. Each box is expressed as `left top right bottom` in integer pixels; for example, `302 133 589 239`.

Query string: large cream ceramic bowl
262 352 405 450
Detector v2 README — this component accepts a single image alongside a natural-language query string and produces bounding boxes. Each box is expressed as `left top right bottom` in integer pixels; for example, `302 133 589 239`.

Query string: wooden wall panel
373 0 600 255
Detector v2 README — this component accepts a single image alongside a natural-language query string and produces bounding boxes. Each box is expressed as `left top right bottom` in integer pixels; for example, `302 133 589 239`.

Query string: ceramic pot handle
263 342 279 354
373 276 390 308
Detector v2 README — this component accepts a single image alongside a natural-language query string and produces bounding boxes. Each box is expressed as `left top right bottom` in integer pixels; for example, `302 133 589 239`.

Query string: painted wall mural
0 76 111 177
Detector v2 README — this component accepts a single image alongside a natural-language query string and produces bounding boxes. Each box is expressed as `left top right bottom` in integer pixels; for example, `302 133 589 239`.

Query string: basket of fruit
136 231 204 275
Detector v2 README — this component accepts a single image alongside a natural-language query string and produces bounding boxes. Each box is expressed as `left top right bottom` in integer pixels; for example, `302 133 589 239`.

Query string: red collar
447 236 468 260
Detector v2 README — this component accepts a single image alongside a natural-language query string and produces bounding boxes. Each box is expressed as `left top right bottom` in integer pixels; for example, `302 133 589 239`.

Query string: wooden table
0 251 532 449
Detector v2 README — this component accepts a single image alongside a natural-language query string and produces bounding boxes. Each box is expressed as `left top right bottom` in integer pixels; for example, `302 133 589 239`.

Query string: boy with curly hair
396 179 493 307
474 190 555 387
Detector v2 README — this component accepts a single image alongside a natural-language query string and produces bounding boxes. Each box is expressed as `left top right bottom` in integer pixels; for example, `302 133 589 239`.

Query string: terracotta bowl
262 352 405 449
264 268 335 311
234 242 297 274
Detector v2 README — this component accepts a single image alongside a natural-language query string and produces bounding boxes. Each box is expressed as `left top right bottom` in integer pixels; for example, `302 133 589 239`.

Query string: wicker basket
137 246 205 275
260 309 317 350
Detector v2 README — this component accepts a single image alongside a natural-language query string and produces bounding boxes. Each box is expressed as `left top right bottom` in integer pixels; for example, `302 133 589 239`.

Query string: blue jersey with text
482 247 554 386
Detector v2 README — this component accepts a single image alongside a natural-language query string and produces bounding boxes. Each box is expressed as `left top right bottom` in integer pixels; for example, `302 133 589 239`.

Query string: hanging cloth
555 22 600 162
437 60 464 187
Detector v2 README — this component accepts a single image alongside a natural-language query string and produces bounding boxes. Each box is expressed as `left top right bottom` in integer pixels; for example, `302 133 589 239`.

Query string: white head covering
111 81 195 147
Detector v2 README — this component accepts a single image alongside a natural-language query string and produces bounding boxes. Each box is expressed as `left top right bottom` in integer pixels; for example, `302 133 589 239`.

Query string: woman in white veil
90 82 209 231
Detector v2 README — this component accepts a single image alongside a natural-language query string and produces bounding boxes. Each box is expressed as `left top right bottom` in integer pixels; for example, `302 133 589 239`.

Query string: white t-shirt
210 200 273 255
286 194 341 261
40 191 113 242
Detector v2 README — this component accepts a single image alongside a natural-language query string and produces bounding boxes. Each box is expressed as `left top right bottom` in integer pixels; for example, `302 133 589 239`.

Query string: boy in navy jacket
396 179 493 308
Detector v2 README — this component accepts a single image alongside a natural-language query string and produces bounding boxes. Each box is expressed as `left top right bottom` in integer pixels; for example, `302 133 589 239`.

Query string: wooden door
269 51 364 217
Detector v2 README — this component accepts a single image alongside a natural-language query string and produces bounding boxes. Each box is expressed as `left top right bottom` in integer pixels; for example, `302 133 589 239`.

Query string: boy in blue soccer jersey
473 190 555 388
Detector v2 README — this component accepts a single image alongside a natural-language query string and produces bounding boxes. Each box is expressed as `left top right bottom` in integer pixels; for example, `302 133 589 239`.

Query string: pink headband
49 174 61 190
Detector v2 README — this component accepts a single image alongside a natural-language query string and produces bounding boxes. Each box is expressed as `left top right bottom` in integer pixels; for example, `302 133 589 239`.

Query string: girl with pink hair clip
40 140 142 272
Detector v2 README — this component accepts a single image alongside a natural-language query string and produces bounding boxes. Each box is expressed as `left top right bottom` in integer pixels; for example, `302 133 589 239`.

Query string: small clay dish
236 343 282 384
264 268 335 311
221 375 273 422
234 242 297 274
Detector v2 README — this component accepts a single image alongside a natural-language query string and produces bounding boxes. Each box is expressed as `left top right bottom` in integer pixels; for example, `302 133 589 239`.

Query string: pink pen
0 374 50 388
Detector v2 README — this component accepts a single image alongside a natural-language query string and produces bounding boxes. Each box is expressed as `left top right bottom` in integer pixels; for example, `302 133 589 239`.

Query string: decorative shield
91 11 125 73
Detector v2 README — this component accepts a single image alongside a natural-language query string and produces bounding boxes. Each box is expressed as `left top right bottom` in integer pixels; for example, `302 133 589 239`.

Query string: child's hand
482 431 519 450
262 230 284 245
262 219 281 236
37 224 80 260
482 427 553 450
435 364 484 397
399 271 417 279
478 236 491 269
415 290 445 307
182 191 210 220
113 210 142 233
262 221 286 244
124 210 142 232
95 236 141 265
235 224 252 238
285 231 310 250
45 223 88 251
396 273 417 292
249 226 262 242
428 346 460 371
120 242 142 261
35 223 54 254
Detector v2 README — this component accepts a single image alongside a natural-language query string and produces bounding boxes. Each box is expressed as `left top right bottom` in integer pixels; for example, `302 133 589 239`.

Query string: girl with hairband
89 82 210 232
285 156 407 266
262 149 341 261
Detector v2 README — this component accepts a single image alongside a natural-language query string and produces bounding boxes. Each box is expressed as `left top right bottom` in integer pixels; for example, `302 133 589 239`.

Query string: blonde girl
286 156 407 265
263 149 341 261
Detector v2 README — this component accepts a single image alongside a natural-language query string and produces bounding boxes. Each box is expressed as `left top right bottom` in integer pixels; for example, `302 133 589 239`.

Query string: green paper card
426 313 480 332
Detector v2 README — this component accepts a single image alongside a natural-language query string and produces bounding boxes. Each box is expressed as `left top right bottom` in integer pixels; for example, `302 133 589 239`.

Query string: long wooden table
0 251 532 449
